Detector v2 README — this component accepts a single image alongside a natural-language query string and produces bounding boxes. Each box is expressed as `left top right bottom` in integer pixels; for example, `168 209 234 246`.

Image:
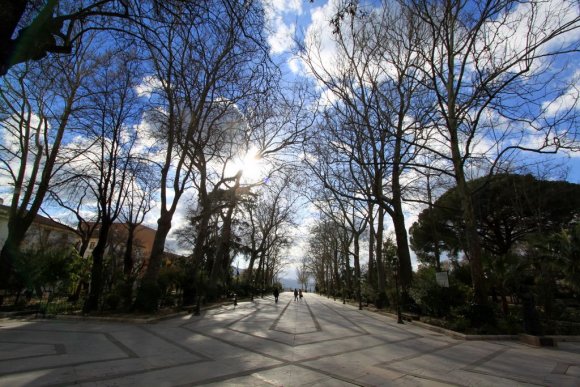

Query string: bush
134 280 162 312
447 317 470 333
13 248 84 296
374 291 389 309
361 282 377 306
410 267 470 318
104 292 121 311
495 313 521 334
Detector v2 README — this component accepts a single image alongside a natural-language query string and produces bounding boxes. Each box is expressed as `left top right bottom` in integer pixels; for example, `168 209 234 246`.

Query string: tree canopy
410 173 580 263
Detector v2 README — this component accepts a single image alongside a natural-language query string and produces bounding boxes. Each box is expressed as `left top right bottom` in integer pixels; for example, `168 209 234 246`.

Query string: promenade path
1 292 579 386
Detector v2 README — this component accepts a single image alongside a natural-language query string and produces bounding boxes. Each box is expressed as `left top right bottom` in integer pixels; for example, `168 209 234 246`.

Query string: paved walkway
1 292 579 386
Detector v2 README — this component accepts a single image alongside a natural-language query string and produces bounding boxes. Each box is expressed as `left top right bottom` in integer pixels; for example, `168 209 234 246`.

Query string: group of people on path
293 288 303 302
271 288 303 303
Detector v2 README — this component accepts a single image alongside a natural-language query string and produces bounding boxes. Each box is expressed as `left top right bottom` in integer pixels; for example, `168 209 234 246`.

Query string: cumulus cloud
268 19 297 54
301 0 341 77
472 0 580 75
263 0 302 19
135 75 162 98
262 0 303 55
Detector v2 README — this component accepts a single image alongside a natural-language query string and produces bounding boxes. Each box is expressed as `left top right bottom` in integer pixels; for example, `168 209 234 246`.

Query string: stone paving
1 292 579 386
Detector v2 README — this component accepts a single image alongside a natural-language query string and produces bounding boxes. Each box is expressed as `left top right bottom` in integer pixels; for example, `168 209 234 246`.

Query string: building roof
0 204 74 232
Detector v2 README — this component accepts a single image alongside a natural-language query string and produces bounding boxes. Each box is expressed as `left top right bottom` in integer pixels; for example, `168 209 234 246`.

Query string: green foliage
361 281 377 305
158 265 187 294
134 280 162 313
13 248 84 295
410 174 580 259
409 266 471 317
551 224 580 294
410 174 580 329
104 292 121 310
374 290 389 309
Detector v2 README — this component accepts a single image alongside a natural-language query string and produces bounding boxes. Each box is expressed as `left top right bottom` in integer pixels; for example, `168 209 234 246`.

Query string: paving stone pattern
1 292 579 386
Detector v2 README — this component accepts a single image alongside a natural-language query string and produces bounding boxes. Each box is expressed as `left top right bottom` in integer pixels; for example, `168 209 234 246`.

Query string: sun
231 147 267 183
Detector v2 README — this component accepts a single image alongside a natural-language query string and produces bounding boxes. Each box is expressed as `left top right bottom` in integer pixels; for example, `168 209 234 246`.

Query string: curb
56 311 190 324
2 301 237 324
330 296 580 343
410 319 518 341
408 320 580 343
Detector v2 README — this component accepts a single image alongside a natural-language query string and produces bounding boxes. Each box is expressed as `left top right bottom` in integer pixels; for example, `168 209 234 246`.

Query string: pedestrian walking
299 289 303 302
294 288 298 301
273 287 279 303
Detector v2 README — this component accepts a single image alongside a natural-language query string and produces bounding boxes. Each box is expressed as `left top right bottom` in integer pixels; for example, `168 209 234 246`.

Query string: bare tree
306 217 343 299
296 257 310 290
321 188 369 309
0 36 97 288
240 171 299 297
46 184 100 259
117 158 157 307
408 0 580 305
67 47 143 312
132 0 275 310
301 3 432 296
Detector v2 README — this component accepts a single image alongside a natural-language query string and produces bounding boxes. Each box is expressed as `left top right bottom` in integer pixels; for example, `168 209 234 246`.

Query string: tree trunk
211 204 235 286
84 220 113 313
375 206 386 302
333 248 340 298
255 251 266 294
134 213 173 311
123 223 137 277
391 132 413 291
353 232 362 310
391 201 412 291
142 213 172 283
444 0 486 305
344 240 352 298
246 253 256 284
452 158 486 305
191 196 211 268
0 219 28 287
326 260 330 297
367 203 375 286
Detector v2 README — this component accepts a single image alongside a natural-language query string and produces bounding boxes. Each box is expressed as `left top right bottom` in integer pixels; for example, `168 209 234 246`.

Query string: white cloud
268 19 296 54
542 71 580 117
135 75 162 98
287 56 305 74
302 0 341 78
133 120 162 160
475 0 580 74
262 0 303 55
263 0 302 19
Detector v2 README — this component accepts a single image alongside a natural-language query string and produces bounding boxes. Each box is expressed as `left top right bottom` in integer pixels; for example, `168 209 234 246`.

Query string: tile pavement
0 292 579 386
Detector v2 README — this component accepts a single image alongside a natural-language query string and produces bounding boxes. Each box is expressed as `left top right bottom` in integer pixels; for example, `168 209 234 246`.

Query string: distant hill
280 277 315 292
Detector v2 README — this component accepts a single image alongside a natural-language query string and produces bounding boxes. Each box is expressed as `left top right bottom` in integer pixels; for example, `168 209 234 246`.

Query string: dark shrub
134 280 161 313
104 292 121 311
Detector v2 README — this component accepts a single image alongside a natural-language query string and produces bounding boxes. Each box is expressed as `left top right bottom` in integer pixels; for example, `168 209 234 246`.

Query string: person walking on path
299 289 303 302
273 287 279 303
294 288 298 301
